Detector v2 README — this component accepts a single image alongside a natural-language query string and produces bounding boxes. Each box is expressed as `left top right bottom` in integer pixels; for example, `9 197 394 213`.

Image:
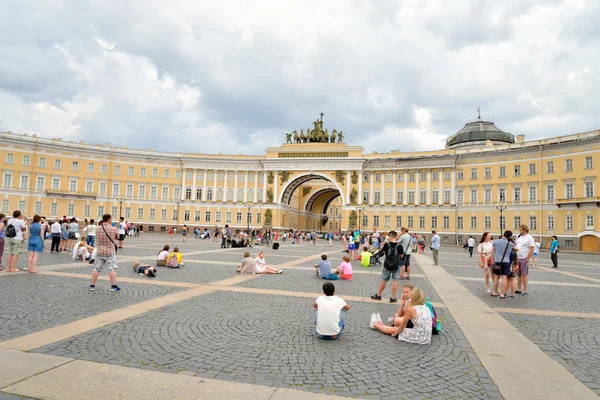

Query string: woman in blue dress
27 215 44 273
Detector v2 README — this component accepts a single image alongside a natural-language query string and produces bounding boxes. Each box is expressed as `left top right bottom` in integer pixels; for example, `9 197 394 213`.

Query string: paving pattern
33 291 501 400
0 274 182 341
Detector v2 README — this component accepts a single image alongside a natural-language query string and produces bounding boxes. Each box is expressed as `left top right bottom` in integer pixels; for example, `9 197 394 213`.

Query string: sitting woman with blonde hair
254 251 283 274
370 287 432 345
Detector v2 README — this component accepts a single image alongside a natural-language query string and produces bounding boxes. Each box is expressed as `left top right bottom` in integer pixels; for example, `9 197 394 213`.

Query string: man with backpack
5 210 27 273
371 230 404 303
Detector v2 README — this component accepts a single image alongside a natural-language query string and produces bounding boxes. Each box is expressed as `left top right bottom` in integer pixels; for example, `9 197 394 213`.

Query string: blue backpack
425 299 442 334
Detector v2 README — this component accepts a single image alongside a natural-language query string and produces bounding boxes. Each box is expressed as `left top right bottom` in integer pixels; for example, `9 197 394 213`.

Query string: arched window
195 187 202 200
217 187 223 201
363 190 369 203
237 188 244 202
207 187 213 201
248 188 254 202
374 189 381 203
227 188 234 201
385 188 392 203
408 189 415 203
257 188 264 202
185 186 192 200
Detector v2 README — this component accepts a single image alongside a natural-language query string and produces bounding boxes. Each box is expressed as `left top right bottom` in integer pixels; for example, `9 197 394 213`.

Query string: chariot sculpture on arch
282 113 345 144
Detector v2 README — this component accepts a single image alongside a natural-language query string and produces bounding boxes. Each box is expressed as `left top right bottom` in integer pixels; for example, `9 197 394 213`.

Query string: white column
201 170 207 201
223 170 228 203
273 170 279 204
180 168 186 201
451 168 456 205
358 170 363 205
426 169 431 205
369 172 374 204
262 172 267 202
243 171 248 202
234 171 238 203
253 171 258 202
392 170 397 205
380 171 385 205
438 168 443 205
191 169 197 200
403 170 408 206
212 169 217 202
415 170 420 205
345 170 351 205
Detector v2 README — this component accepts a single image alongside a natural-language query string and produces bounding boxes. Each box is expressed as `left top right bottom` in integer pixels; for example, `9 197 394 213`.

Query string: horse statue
337 131 344 143
299 129 306 143
330 129 337 143
283 132 292 144
293 130 300 143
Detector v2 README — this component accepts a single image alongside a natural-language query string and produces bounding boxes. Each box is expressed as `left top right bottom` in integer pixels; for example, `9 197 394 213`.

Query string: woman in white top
477 232 494 293
156 245 170 267
371 288 432 345
254 251 283 274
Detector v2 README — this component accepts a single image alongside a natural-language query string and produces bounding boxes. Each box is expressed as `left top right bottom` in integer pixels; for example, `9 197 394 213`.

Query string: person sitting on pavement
386 284 414 327
360 246 372 268
237 252 255 275
314 254 338 280
254 251 283 274
156 245 170 266
132 261 157 277
370 287 432 345
167 247 184 267
72 238 93 261
312 282 351 340
333 255 353 280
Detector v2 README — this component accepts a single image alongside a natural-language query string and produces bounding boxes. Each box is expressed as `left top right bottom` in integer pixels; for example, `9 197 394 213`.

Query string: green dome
447 119 515 148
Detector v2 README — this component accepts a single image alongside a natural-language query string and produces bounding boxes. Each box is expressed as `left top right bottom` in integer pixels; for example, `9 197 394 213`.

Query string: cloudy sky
1 0 598 155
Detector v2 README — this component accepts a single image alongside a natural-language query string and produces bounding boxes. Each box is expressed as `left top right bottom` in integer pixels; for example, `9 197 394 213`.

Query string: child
237 252 255 275
360 246 372 268
312 282 351 340
387 284 414 327
168 247 184 267
132 261 157 277
314 254 338 280
333 255 353 280
156 245 170 266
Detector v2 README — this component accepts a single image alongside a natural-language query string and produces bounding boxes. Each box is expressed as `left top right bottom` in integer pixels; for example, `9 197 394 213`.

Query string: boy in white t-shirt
312 282 351 340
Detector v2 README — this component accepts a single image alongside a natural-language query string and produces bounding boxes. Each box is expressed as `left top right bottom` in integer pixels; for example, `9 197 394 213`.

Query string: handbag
493 241 510 275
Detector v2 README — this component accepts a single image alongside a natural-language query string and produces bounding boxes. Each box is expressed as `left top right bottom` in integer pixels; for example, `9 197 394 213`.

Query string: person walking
117 217 126 248
49 219 61 253
0 213 6 270
515 225 535 296
182 224 188 243
90 214 120 292
467 236 475 257
371 230 404 303
477 232 494 293
27 215 44 273
550 235 559 268
431 230 440 265
85 219 97 247
5 210 27 272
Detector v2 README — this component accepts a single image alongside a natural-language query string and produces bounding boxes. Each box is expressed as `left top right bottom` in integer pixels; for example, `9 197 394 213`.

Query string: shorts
68 232 76 240
372 239 379 248
61 232 68 240
402 254 411 267
7 238 23 256
517 259 529 276
381 268 400 281
93 254 118 273
119 234 125 241
348 243 355 250
493 262 511 276
182 232 187 236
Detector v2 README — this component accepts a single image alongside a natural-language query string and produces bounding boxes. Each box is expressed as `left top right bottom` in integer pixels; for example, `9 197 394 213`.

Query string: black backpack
384 242 403 271
5 221 17 238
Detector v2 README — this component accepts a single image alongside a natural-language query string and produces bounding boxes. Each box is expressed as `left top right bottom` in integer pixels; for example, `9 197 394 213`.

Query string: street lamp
117 197 127 219
496 203 507 237
356 204 364 233
245 202 253 233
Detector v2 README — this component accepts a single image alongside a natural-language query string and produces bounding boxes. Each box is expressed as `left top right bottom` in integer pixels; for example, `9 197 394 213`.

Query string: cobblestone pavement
33 291 501 400
501 313 600 395
0 274 182 341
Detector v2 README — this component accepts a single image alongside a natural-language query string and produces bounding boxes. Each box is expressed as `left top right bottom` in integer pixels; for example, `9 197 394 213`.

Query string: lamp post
496 203 507 237
356 204 363 233
245 202 253 233
117 197 127 219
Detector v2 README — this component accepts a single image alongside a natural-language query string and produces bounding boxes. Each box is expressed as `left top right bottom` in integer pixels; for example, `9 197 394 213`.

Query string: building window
114 165 120 175
226 212 232 223
83 204 90 217
585 156 593 169
470 216 477 229
50 202 57 215
407 216 413 228
565 159 573 172
586 214 594 229
499 188 506 202
397 172 404 182
97 206 104 217
547 215 554 230
20 175 29 189
444 188 451 203
484 216 491 230
172 210 178 221
5 154 14 164
470 189 477 203
101 164 108 174
54 159 61 169
513 216 521 230
138 185 146 198
152 168 158 177
137 208 144 219
248 188 254 202
443 216 450 229
175 170 181 180
514 165 520 176
373 215 380 227
457 170 464 180
444 170 450 180
528 186 537 201
431 216 437 229
52 178 61 191
34 201 42 214
470 169 477 179
585 182 594 198
566 215 573 230
68 179 77 192
385 189 392 203
397 190 403 204
192 211 199 222
419 189 426 204
529 163 536 175
207 187 213 201
457 216 463 229
125 184 133 197
237 188 244 202
259 173 264 183
205 212 211 222
408 189 415 203
409 171 415 182
374 190 381 204
419 216 425 228
161 209 167 220
499 166 506 177
237 172 244 183
150 186 157 199
113 183 120 196
513 187 521 202
547 162 554 173
216 211 222 223
565 240 573 247
39 157 46 168
420 171 426 181
23 155 31 166
565 183 574 199
362 215 368 227
196 187 202 200
457 190 464 204
218 172 225 182
160 186 167 199
37 176 45 191
217 187 224 201
396 216 402 227
236 212 242 223
227 188 234 201
484 188 492 202
164 169 170 178
385 172 392 182
529 216 536 231
375 173 381 183
185 186 192 200
140 168 147 177
363 173 369 183
128 166 134 176
432 170 438 181
0 200 8 212
173 187 180 200
87 163 94 173
547 185 555 200
125 207 131 218
363 190 369 203
67 204 74 216
484 168 491 179
111 206 118 217
432 189 439 204
149 208 155 220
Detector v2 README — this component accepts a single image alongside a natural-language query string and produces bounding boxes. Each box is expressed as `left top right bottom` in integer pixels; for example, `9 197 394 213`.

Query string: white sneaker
486 288 491 293
369 313 377 329
388 317 395 325
376 313 382 323
277 270 284 274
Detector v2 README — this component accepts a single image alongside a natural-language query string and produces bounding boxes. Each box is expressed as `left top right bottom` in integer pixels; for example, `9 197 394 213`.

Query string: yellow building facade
1 117 599 252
